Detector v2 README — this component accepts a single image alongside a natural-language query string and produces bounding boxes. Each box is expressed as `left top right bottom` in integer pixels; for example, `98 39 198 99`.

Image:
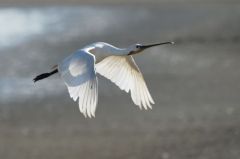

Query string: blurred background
0 0 240 159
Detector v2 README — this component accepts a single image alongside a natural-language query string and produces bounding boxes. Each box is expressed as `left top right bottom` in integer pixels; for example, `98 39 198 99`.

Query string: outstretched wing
58 50 98 118
96 56 154 109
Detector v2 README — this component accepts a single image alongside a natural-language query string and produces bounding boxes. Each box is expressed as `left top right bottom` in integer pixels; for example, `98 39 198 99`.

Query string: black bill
139 41 174 50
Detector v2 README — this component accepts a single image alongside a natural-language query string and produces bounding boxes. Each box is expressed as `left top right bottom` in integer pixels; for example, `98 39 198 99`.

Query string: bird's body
34 41 174 117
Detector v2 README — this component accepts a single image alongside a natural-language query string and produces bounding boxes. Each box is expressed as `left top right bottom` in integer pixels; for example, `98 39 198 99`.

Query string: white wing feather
58 50 98 118
96 56 154 109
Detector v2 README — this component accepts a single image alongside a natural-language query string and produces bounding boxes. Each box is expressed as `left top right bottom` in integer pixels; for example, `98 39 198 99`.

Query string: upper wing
58 50 98 118
96 56 154 109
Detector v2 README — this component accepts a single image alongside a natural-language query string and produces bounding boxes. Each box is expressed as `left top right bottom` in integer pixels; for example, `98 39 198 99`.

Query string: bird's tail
33 69 58 83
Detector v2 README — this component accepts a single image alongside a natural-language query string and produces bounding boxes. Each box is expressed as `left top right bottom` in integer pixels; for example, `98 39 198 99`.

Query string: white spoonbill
34 41 174 117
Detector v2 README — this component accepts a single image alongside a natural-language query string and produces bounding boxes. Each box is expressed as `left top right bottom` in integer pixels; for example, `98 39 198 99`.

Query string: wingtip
148 104 153 110
91 112 96 118
81 111 96 118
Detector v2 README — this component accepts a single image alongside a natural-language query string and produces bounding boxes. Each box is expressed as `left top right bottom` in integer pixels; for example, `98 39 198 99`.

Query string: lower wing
58 50 98 118
96 55 154 109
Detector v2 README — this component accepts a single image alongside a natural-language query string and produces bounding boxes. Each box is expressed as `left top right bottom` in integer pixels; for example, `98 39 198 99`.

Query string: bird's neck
110 47 129 56
85 42 131 62
89 42 130 58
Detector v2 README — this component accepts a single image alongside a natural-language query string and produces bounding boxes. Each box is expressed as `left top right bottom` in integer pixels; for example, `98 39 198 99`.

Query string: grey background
0 1 240 159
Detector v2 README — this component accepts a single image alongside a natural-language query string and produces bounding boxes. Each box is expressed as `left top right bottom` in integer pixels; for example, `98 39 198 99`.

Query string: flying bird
33 42 174 117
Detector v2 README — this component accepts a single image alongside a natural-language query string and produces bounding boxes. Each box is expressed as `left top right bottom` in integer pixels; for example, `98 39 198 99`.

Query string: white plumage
36 41 174 118
58 50 98 117
96 55 154 110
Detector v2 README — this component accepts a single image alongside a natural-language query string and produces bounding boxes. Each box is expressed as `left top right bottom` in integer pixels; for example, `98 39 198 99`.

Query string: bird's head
128 41 174 55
